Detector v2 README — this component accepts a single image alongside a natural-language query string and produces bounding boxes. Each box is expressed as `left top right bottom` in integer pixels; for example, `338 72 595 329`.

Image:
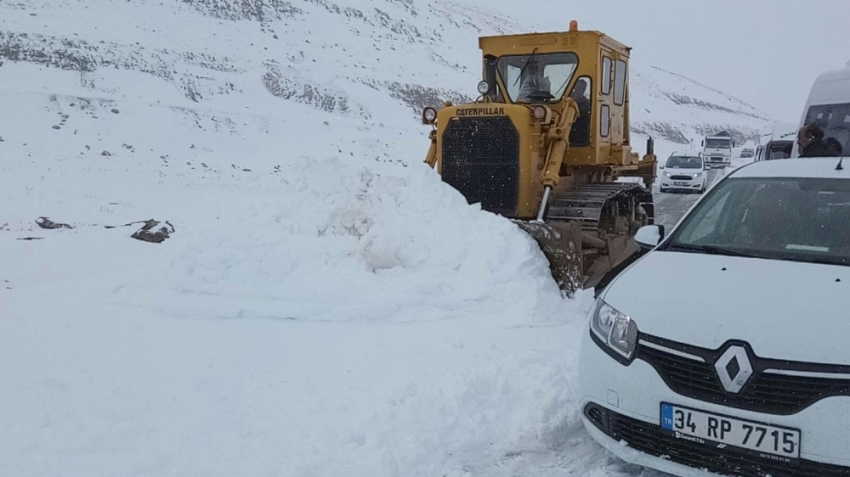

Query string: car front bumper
578 328 850 476
660 177 704 190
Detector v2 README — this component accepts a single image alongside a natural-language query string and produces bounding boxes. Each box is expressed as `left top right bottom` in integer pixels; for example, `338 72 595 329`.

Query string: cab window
614 60 627 106
497 52 579 104
601 56 612 95
569 76 592 147
600 105 610 137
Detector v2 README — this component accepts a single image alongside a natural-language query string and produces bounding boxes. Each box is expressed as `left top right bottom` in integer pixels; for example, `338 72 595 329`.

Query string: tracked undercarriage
516 184 653 294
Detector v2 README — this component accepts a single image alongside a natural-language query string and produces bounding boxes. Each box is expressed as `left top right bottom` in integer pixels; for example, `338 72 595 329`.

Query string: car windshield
666 156 703 169
705 138 731 149
496 52 579 104
804 103 850 156
666 177 850 267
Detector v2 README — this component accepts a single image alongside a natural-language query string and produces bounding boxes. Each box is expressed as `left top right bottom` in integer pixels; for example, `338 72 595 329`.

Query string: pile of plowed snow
104 158 565 325
1 139 611 476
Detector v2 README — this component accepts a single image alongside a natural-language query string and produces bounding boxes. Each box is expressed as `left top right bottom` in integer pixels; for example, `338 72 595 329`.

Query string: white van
755 122 797 161
792 65 850 158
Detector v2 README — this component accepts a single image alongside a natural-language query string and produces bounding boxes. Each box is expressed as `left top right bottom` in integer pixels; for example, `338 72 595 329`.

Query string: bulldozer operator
569 78 591 147
517 60 552 102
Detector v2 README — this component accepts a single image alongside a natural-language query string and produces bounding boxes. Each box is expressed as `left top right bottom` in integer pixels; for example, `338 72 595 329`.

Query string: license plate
673 181 688 186
661 403 801 461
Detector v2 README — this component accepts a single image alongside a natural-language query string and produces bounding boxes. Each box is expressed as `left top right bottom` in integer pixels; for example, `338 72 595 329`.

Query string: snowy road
653 169 724 229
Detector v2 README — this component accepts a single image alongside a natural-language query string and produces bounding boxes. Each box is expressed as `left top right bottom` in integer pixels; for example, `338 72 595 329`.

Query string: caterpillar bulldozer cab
423 22 657 294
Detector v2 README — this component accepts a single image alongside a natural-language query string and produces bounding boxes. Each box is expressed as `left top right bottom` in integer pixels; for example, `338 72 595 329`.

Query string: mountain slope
0 0 768 159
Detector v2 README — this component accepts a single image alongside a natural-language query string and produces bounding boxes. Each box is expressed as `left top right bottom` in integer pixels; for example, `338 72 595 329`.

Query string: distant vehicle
792 64 850 158
701 131 733 168
659 153 707 193
756 123 797 161
580 157 850 477
759 140 794 161
740 148 754 158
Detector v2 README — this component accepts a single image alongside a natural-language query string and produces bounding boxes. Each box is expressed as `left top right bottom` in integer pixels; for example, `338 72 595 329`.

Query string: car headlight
693 172 702 178
663 172 671 177
590 299 639 363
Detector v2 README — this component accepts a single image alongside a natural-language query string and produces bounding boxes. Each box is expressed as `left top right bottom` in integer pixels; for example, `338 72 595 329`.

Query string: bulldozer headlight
477 80 491 95
532 105 549 122
422 107 438 125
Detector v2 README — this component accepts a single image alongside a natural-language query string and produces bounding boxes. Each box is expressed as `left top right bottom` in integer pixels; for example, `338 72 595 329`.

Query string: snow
0 109 600 475
0 67 617 475
0 0 775 475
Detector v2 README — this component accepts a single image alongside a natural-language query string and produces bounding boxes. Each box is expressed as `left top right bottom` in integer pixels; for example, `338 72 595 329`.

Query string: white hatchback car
580 158 850 476
660 153 708 193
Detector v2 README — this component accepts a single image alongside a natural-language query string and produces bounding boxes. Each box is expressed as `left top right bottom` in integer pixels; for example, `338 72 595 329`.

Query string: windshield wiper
667 243 767 259
513 48 539 87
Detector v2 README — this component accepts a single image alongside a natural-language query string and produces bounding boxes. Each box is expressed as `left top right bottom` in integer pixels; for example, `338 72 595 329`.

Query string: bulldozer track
545 183 650 230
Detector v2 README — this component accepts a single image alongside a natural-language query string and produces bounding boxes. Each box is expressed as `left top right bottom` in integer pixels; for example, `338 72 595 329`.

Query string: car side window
678 188 733 243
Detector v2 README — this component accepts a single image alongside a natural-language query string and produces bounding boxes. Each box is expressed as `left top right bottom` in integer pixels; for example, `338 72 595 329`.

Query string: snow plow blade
515 217 643 297
514 219 584 296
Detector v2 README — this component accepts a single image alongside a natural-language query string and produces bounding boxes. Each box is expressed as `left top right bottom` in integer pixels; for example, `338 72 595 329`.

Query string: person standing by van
798 123 840 157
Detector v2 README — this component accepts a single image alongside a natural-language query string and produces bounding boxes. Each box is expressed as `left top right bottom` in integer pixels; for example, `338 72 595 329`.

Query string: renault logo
714 346 753 394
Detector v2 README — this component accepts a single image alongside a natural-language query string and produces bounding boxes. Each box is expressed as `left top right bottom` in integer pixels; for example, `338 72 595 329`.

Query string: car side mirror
635 225 665 249
659 165 665 170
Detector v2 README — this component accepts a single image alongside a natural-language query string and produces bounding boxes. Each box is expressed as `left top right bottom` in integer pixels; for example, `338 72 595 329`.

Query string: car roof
669 152 702 158
730 158 850 179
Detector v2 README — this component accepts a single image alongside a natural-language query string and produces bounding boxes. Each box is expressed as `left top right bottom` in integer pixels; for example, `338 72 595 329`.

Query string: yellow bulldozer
423 21 657 294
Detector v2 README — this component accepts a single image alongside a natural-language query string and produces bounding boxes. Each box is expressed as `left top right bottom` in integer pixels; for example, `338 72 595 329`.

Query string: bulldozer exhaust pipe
424 130 438 168
536 186 552 222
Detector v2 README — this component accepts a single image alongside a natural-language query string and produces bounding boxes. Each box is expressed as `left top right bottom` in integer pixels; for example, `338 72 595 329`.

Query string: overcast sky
481 0 850 122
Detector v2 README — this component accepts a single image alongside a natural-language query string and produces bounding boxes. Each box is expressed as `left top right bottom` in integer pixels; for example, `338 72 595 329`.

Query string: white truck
701 131 733 168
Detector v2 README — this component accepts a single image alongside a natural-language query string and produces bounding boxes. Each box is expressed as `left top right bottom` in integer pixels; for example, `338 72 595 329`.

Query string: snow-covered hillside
0 0 767 159
1 1 767 476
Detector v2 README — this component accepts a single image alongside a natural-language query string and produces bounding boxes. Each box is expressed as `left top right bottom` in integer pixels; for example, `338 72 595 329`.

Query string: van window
804 103 850 156
614 60 627 106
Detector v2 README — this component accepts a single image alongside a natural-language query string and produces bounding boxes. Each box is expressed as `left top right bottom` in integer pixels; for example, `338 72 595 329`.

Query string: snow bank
1 129 604 476
113 158 563 325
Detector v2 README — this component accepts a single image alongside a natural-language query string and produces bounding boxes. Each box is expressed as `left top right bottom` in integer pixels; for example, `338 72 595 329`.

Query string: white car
579 157 850 476
659 153 708 193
